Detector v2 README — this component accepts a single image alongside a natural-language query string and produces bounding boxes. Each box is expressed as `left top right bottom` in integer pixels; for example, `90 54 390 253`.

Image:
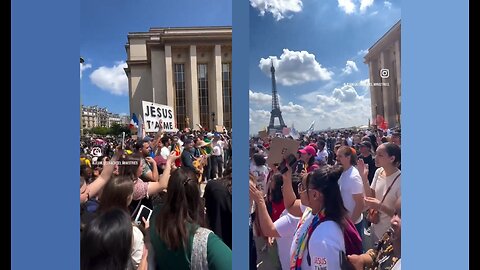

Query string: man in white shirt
316 140 329 164
336 146 365 238
211 133 225 178
160 136 171 159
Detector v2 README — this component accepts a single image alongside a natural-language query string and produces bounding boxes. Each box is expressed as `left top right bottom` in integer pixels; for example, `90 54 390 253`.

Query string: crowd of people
80 126 232 270
79 124 402 270
249 128 402 270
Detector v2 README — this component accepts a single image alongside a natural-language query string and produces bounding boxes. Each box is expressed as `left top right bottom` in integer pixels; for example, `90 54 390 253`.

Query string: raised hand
357 159 369 180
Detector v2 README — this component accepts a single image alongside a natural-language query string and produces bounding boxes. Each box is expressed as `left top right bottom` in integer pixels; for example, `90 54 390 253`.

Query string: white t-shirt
212 140 225 156
338 166 364 224
346 137 353 147
160 146 170 159
371 168 401 239
131 225 144 268
290 207 345 270
316 148 329 163
274 210 300 270
250 163 269 194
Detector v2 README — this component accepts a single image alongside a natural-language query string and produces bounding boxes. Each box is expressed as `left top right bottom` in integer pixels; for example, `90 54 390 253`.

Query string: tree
90 127 109 136
110 123 123 136
109 123 131 136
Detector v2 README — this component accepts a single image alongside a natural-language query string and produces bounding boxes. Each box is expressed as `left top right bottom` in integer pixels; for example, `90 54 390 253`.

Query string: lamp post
211 112 215 131
80 57 84 137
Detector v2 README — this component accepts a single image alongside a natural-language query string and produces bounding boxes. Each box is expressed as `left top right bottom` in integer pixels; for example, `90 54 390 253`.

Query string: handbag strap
379 172 401 204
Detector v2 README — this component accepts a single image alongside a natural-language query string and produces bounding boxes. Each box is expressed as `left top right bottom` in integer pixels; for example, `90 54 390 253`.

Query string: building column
395 40 401 127
380 51 396 127
188 45 200 128
165 45 174 107
212 45 223 128
368 61 377 123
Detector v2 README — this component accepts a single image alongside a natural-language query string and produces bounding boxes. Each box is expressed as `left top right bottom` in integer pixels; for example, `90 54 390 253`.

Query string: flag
137 115 144 138
290 127 300 140
305 120 315 135
376 115 388 130
129 113 139 130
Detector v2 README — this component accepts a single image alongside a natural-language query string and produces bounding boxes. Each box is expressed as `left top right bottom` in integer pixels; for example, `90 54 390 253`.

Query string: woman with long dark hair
81 208 148 270
97 175 148 269
251 165 354 269
150 167 232 269
361 143 401 246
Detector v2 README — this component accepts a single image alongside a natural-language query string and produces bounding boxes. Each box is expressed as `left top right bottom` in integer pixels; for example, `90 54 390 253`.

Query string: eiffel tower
268 60 286 133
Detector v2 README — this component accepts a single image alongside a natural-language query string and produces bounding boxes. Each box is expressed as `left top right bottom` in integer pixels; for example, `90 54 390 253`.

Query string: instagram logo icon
380 68 390 79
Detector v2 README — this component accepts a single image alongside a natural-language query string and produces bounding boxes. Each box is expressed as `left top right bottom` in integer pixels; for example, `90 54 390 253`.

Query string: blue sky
80 0 232 116
249 0 401 133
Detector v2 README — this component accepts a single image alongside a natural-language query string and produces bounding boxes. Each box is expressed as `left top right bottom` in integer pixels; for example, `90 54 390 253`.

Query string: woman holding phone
97 175 149 269
251 165 350 270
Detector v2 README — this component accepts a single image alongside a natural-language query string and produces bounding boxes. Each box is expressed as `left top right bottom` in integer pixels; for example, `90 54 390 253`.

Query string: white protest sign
142 101 176 132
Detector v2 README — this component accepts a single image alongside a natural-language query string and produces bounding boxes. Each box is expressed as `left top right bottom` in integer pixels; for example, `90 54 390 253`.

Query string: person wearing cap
357 141 377 185
336 145 365 240
297 145 320 174
203 133 214 179
194 139 211 182
180 138 201 175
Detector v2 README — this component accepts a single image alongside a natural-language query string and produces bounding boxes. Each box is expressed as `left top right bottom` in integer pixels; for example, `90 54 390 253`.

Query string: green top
150 207 232 270
203 138 213 154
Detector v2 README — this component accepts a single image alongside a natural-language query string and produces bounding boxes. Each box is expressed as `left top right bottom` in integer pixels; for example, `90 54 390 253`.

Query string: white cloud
357 49 369 56
259 49 333 86
249 108 272 133
80 62 92 79
89 61 128 96
369 11 379 16
249 90 273 106
360 0 374 13
281 102 307 114
309 87 371 130
358 79 371 96
332 85 360 102
338 0 356 14
384 1 392 9
342 60 359 75
250 0 303 21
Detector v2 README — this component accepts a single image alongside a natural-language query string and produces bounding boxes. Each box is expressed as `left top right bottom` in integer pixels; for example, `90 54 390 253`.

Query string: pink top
133 178 149 200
